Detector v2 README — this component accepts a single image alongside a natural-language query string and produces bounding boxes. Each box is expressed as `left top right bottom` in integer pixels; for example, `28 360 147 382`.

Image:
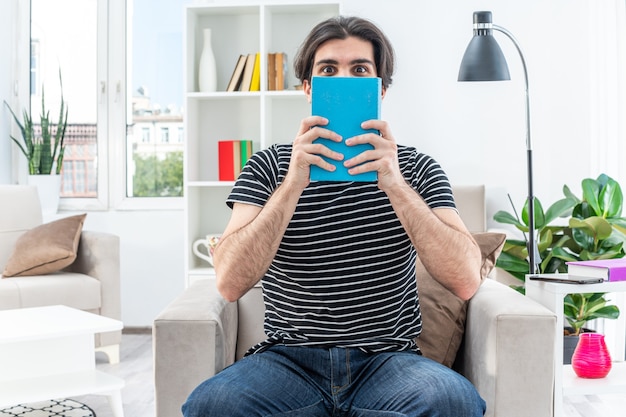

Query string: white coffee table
0 305 125 416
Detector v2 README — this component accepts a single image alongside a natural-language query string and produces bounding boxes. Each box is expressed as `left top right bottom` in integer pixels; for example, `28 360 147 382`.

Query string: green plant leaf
544 197 577 224
550 246 578 262
522 198 546 230
493 210 524 229
579 217 613 239
599 178 623 218
581 178 602 217
495 252 529 272
502 239 528 259
562 184 580 202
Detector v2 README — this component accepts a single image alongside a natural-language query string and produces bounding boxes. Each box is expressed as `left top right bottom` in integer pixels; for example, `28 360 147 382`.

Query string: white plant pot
28 175 61 216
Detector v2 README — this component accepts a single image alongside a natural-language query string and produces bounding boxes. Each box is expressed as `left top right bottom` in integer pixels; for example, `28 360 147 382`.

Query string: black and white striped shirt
226 144 455 355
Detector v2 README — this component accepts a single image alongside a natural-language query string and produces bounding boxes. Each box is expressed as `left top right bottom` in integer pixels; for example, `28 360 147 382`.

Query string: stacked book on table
226 52 288 92
566 258 626 282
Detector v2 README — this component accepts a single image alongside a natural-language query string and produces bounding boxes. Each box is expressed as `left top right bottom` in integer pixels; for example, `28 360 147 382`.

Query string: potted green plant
4 70 68 175
562 292 620 363
493 174 624 363
4 70 68 214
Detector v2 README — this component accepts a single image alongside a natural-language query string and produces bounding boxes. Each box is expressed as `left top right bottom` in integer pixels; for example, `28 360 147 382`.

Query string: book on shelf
267 53 277 91
275 52 287 91
239 53 257 92
218 140 254 181
309 76 381 182
267 52 287 91
249 52 261 92
566 258 626 282
226 54 247 92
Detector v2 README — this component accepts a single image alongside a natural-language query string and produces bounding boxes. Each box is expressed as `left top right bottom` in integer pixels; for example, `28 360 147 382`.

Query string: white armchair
154 185 557 417
0 185 122 363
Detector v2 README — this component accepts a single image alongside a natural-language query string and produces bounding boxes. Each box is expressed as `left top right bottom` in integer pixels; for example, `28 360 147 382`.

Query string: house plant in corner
493 173 623 363
4 70 68 214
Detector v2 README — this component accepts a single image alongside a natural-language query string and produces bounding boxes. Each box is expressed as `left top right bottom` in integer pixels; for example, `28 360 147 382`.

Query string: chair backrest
234 185 487 360
0 185 43 270
452 185 486 233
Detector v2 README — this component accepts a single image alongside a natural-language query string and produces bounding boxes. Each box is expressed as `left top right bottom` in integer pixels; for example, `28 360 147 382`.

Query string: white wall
341 0 626 223
1 0 625 326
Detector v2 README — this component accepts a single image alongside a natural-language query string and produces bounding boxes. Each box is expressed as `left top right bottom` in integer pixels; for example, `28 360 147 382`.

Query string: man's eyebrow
314 58 375 67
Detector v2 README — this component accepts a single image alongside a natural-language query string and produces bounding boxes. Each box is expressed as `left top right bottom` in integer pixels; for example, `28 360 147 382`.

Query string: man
183 16 486 417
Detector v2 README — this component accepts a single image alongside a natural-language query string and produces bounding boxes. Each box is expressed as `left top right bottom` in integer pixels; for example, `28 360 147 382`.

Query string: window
126 0 188 199
28 0 189 209
142 127 151 143
160 127 170 144
30 0 100 204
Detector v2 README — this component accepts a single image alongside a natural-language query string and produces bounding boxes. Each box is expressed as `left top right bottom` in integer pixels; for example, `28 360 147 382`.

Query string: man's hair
293 16 395 89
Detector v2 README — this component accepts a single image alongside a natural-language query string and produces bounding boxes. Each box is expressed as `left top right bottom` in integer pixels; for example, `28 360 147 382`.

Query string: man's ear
303 79 312 103
381 85 387 100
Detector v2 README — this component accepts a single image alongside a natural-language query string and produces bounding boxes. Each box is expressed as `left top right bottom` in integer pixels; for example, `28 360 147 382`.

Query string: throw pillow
2 213 87 277
416 232 506 367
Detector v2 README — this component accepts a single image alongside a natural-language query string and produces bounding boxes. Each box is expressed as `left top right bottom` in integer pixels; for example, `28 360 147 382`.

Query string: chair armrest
153 280 238 417
69 230 121 321
459 279 556 417
68 230 121 349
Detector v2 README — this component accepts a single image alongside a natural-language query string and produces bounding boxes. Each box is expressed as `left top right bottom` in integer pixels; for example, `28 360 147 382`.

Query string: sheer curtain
588 0 626 187
586 0 626 362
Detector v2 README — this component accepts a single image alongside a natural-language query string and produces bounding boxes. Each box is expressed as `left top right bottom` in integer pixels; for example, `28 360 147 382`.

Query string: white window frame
16 0 183 212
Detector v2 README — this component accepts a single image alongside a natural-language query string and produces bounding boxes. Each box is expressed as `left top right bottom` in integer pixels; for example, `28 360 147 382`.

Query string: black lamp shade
458 26 511 81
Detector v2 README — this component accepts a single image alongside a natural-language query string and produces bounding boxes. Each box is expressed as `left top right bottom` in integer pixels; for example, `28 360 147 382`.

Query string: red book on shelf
218 141 239 181
566 258 626 282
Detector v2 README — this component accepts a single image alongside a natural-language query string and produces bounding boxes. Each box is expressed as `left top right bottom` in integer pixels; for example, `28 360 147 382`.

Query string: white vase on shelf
198 28 217 92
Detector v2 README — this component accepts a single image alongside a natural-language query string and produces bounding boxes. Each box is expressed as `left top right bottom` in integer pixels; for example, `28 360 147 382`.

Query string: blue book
310 77 381 182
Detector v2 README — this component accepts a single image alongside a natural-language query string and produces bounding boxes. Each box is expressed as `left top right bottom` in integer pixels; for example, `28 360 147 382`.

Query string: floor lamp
458 11 539 275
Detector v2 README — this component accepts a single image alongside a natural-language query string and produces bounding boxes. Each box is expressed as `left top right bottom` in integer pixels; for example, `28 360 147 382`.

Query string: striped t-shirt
226 143 455 355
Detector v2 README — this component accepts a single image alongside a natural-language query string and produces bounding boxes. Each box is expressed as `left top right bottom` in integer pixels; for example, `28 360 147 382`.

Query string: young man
183 16 486 417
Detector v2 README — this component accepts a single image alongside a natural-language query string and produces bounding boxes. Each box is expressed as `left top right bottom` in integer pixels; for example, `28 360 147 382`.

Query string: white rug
0 399 95 417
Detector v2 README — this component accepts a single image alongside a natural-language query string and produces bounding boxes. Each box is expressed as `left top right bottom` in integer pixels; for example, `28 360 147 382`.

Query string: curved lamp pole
458 11 539 274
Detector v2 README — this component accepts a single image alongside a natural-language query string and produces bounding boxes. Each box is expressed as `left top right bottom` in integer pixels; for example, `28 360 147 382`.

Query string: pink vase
571 333 612 378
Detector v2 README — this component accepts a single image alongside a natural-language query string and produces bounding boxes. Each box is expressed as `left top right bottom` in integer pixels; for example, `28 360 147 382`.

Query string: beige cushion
2 214 87 277
416 232 506 367
0 272 101 310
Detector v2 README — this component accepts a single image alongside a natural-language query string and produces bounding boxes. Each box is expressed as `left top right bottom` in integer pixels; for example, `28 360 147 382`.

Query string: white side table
0 305 125 416
525 274 626 417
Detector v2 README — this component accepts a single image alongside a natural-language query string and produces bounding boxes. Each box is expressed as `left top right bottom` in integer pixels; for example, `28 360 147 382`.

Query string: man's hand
342 119 405 191
287 116 343 190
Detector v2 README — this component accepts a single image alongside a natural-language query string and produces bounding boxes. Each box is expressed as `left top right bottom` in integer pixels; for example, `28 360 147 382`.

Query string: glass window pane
31 0 98 198
127 0 190 198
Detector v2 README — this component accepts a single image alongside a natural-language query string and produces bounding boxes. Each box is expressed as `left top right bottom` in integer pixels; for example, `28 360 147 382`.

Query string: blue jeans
182 346 486 416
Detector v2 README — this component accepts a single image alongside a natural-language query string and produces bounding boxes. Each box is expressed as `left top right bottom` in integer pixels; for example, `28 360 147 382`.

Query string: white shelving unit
183 2 341 287
525 274 626 417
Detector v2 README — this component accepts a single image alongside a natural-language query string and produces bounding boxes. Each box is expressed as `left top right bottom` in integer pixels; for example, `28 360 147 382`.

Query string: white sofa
0 185 122 363
154 185 557 417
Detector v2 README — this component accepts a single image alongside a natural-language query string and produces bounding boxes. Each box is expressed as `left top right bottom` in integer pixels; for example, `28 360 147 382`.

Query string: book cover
275 52 286 91
249 53 261 92
218 141 238 181
218 140 254 181
239 140 253 170
239 53 257 92
566 258 626 282
310 77 381 182
267 53 276 91
226 54 247 92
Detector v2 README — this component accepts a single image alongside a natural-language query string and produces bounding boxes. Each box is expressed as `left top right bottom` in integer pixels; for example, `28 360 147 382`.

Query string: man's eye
321 66 335 74
354 66 368 74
